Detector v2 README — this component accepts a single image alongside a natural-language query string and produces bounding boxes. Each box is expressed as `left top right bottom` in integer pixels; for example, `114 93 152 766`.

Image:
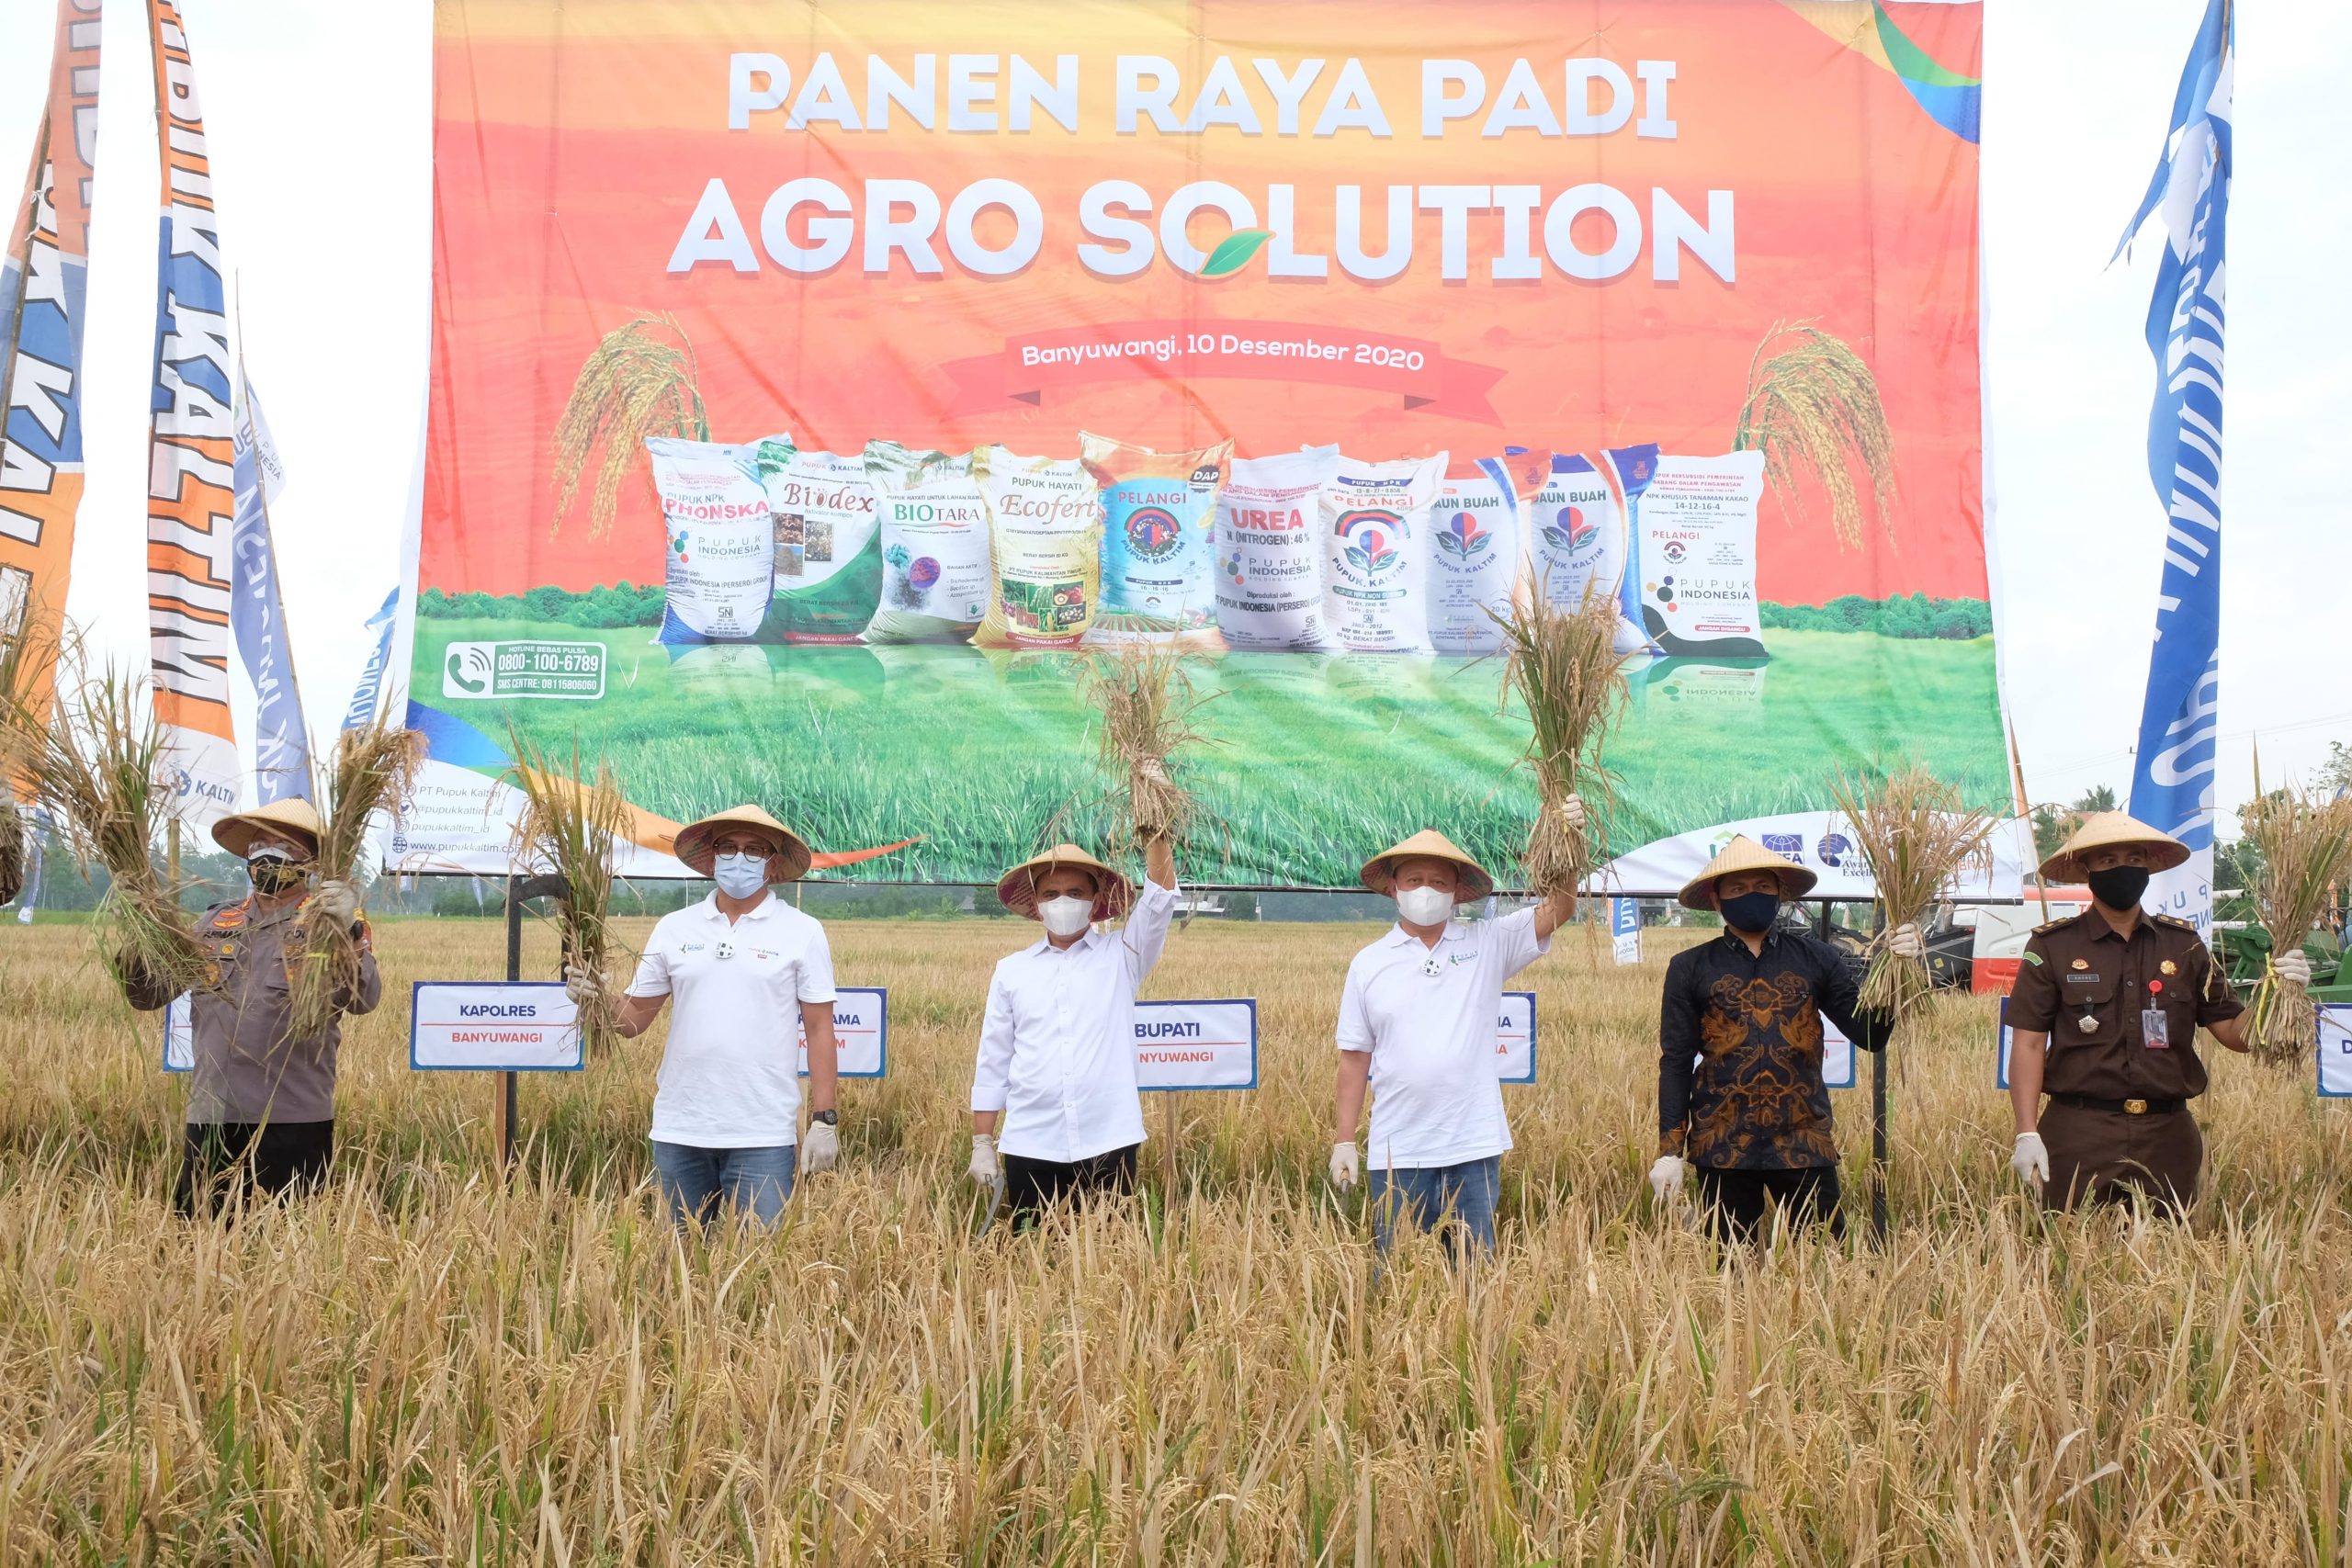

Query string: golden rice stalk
1486 584 1629 897
550 312 710 541
502 724 633 1054
1079 644 1214 854
1827 761 1997 1020
287 715 425 1040
1733 318 1898 552
2241 759 2352 1065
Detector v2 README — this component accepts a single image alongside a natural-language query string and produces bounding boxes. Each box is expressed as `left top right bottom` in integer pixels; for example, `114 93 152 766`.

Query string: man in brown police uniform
2005 812 2266 1216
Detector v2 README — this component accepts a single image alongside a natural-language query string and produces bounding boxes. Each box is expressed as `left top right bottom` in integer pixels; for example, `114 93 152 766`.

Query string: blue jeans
1369 1156 1502 1256
651 1141 797 1230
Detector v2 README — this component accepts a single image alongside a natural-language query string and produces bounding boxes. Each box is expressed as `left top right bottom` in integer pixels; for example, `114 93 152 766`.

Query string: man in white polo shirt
967 833 1177 1230
1329 804 1582 1256
569 804 842 1229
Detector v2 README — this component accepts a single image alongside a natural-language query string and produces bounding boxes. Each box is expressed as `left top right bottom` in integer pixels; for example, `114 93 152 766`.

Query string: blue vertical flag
2119 0 2232 935
1610 896 1642 965
229 370 310 802
343 585 401 729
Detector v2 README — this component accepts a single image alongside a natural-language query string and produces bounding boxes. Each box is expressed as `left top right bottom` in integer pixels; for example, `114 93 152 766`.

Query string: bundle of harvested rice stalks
503 724 633 1053
1078 644 1214 853
2241 759 2352 1065
1486 584 1628 897
551 312 708 541
0 599 67 907
286 713 424 1039
1733 318 1898 552
1827 761 1997 1019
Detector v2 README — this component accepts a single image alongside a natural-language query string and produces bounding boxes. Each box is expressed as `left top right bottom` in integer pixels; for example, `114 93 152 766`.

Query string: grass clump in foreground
1 916 2347 1563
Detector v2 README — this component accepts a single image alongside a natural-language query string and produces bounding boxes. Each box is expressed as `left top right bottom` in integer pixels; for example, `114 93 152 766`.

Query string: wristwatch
809 1109 839 1126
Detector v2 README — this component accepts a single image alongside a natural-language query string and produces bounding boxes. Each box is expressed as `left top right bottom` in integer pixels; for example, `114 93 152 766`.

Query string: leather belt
2051 1092 2187 1117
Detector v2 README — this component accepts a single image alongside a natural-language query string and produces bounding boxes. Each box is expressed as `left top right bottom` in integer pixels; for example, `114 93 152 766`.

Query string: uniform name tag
2064 973 2101 985
2141 1008 2170 1049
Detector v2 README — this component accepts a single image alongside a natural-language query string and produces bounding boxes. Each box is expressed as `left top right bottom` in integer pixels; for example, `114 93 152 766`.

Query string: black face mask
2086 863 2151 911
1719 890 1781 933
248 855 308 896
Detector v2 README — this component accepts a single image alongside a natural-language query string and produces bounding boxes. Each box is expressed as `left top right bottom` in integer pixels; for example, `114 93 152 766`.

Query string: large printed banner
411 0 1998 886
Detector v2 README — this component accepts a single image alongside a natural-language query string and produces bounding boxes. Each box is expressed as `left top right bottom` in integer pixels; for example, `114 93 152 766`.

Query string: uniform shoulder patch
2153 914 2199 932
2032 917 2072 935
2022 950 2045 966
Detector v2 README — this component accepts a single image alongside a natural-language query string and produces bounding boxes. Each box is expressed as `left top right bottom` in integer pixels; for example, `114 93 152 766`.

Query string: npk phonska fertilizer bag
1214 445 1340 652
1601 443 1663 655
1429 449 1548 657
649 437 776 644
861 441 991 644
1319 453 1445 655
1634 451 1767 659
754 439 883 644
1080 433 1232 644
973 446 1103 650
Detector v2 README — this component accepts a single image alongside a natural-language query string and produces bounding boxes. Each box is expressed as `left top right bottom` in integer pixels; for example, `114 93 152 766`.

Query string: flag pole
2007 719 2052 923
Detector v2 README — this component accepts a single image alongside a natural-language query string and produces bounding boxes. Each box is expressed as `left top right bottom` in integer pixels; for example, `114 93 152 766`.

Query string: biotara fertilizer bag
755 439 882 644
1319 453 1445 654
973 446 1103 650
1430 449 1548 656
1080 433 1232 643
861 441 991 644
1635 451 1767 659
649 437 776 645
1214 445 1340 652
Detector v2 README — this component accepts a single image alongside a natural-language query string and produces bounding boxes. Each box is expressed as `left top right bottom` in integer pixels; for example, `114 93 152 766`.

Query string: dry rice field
3 913 2350 1565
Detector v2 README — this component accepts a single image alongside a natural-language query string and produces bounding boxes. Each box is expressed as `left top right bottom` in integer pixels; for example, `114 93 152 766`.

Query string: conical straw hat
1678 834 1818 909
210 797 325 859
671 804 815 884
996 842 1136 921
1360 829 1494 902
2038 810 2188 883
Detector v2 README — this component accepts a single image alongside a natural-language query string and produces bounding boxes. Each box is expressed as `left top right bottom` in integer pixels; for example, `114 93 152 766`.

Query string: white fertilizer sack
1429 450 1547 657
1634 451 1767 659
861 441 991 644
650 437 775 644
1213 446 1340 652
1319 453 1445 655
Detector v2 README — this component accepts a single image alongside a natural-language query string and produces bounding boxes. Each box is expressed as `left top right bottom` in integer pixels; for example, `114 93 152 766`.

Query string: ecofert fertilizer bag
1214 445 1340 652
1430 449 1548 656
649 437 775 644
861 441 991 644
1634 451 1768 659
1320 453 1445 655
755 439 882 644
974 446 1103 649
1080 433 1232 642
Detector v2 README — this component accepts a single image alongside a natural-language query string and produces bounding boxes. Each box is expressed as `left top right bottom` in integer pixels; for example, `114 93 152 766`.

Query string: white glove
1648 1154 1686 1205
1329 1141 1359 1190
1885 921 1925 961
967 1134 1001 1186
2011 1132 2050 1189
799 1120 839 1174
2274 948 2313 987
1557 793 1588 832
312 878 358 927
562 963 605 1007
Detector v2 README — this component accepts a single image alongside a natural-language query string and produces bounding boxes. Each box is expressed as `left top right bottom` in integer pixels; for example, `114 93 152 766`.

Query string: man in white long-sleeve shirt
968 834 1178 1229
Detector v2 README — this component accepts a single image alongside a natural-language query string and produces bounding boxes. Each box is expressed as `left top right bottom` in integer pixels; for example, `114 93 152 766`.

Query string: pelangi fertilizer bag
1214 445 1340 652
649 437 776 644
861 441 991 644
1602 444 1663 655
1319 452 1445 654
1634 451 1768 659
1080 433 1232 642
1430 449 1548 656
755 439 883 644
973 446 1103 649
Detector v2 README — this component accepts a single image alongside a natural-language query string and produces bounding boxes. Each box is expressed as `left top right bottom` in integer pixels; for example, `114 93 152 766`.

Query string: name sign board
2319 1006 2352 1098
412 982 582 1070
164 994 193 1072
1132 998 1258 1090
1498 991 1537 1084
1823 1014 1857 1090
800 987 887 1077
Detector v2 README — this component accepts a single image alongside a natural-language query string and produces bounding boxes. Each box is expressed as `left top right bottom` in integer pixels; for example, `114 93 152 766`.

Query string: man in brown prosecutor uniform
2005 812 2267 1216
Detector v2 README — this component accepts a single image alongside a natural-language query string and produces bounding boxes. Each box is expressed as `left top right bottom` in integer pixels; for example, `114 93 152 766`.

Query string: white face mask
711 852 767 899
1038 896 1095 938
1396 885 1454 928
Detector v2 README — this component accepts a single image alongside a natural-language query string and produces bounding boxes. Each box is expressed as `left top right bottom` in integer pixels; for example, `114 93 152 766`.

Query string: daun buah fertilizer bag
974 446 1103 649
1080 433 1232 644
1521 451 1649 654
1214 445 1340 652
861 441 991 644
1319 452 1445 654
1634 451 1767 659
1430 449 1548 656
649 436 776 645
755 438 883 644
1601 443 1663 655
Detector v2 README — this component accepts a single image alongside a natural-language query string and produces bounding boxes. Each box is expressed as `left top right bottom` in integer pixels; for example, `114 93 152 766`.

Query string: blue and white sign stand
411 981 582 1070
1498 992 1537 1084
2318 1006 2352 1099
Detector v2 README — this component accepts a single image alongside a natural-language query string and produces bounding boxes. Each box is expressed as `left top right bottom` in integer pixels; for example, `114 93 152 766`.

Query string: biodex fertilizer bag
1214 445 1340 652
1320 452 1445 655
974 446 1103 649
861 441 991 644
1430 450 1548 656
649 437 775 644
755 439 882 644
1081 433 1232 642
1634 451 1767 659
1602 444 1663 654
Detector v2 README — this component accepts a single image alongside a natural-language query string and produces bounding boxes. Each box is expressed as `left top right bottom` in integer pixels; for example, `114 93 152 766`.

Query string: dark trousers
175 1121 334 1217
1000 1144 1138 1231
2041 1100 2201 1218
1694 1165 1842 1244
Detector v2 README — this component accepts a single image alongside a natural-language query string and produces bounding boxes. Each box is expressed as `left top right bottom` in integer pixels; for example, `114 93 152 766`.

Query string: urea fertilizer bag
1634 451 1768 659
973 446 1103 649
1080 433 1232 644
649 437 775 644
1319 452 1445 654
755 439 882 644
1601 444 1664 655
1430 449 1548 656
1213 445 1340 651
861 441 990 644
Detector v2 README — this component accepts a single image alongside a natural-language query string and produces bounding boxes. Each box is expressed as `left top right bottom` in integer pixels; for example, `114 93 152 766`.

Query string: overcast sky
5 0 2346 835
